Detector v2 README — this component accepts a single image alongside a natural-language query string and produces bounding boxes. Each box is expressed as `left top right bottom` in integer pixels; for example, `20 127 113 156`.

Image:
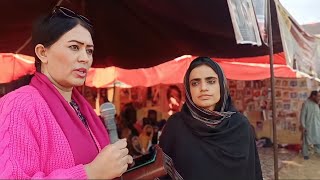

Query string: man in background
300 90 320 159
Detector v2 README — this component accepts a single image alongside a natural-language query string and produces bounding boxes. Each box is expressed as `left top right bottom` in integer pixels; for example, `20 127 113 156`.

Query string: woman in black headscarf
159 57 262 180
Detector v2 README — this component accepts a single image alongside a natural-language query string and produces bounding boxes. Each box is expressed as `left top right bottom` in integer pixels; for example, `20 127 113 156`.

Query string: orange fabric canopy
0 53 296 86
85 53 296 88
0 53 35 84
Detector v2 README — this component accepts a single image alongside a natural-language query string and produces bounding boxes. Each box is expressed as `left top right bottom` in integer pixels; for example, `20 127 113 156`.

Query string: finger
127 155 134 164
113 138 127 149
119 154 129 165
119 148 129 158
121 163 129 174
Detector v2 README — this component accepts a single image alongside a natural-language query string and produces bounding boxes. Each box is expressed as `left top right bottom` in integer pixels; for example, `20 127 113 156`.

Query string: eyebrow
190 76 217 82
68 40 94 48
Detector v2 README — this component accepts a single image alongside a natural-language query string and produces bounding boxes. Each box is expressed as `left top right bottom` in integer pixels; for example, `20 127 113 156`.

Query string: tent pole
267 0 279 180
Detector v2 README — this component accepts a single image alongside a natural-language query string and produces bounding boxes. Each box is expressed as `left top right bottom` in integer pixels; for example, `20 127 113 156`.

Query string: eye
86 49 94 55
190 81 199 87
207 79 216 84
69 45 79 51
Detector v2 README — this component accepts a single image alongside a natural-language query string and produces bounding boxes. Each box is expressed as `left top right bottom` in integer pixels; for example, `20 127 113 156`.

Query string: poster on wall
119 88 131 111
131 87 147 109
161 84 185 119
146 85 161 107
83 86 97 109
228 78 313 144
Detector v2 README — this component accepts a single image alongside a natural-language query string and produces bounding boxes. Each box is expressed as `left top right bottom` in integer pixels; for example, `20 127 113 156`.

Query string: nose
78 49 90 63
200 81 208 91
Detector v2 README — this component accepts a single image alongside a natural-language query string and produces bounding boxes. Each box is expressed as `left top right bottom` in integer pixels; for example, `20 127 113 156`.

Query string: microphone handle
106 116 119 144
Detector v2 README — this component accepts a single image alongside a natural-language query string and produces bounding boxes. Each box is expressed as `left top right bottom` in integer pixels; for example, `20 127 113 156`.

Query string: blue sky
280 0 320 25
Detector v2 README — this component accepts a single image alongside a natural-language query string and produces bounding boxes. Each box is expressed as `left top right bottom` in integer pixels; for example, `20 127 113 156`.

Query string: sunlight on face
189 65 220 111
42 25 94 90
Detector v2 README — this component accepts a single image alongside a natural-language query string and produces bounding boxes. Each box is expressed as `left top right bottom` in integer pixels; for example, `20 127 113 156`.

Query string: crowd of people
117 104 166 157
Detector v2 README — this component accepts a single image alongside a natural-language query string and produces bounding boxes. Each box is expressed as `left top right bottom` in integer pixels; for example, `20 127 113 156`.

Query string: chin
72 80 85 87
199 103 215 111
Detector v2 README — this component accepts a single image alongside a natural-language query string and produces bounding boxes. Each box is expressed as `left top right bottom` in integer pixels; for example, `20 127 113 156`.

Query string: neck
55 86 73 103
44 71 73 103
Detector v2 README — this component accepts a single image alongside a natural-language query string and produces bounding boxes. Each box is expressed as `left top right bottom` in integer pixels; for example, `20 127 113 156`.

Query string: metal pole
267 0 279 179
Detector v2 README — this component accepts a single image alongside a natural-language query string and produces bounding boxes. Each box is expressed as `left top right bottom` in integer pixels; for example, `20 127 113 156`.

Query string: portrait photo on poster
165 85 184 116
147 85 160 107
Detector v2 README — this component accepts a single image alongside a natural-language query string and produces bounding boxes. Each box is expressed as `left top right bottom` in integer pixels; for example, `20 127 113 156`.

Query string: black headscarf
159 57 262 180
183 56 235 127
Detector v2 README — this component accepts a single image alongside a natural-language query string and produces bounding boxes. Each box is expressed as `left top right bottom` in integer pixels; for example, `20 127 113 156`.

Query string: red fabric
216 61 296 81
1 53 295 87
214 52 286 65
85 54 296 88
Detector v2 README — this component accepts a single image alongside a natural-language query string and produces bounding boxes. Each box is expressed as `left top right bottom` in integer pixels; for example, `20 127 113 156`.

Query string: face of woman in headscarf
189 64 220 111
36 24 94 90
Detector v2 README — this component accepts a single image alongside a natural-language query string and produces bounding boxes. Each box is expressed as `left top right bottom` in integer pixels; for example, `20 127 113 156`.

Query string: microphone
100 102 119 144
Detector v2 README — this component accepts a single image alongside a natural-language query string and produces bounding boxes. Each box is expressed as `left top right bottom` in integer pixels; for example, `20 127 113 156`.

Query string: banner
252 0 268 45
276 0 320 78
227 0 262 46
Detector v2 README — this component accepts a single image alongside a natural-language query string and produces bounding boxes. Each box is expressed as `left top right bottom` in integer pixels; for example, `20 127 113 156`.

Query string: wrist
84 163 96 179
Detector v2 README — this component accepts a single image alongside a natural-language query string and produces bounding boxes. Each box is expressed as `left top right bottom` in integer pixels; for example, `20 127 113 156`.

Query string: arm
0 95 87 179
300 102 307 129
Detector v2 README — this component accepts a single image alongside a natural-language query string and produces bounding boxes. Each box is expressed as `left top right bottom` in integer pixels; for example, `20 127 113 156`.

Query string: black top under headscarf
159 57 262 180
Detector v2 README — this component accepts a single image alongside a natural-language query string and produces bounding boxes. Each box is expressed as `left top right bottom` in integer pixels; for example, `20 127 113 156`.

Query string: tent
85 53 297 88
0 53 35 84
0 52 296 86
0 0 283 69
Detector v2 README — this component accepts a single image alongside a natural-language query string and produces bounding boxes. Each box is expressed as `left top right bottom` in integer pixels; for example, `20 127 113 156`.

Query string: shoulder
1 85 40 103
159 113 183 151
0 86 46 137
0 86 43 117
165 112 184 127
229 112 251 130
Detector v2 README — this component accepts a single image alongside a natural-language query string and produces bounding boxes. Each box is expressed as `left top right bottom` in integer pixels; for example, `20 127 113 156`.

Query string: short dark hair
32 10 93 72
310 90 318 97
147 109 157 118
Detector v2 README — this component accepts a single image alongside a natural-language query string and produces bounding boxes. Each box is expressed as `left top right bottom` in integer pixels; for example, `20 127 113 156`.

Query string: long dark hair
32 9 93 72
7 7 93 92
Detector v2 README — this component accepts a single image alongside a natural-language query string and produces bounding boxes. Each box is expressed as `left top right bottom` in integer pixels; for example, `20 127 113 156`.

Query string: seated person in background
143 109 158 127
120 103 140 136
139 125 154 154
130 136 143 158
120 128 144 157
155 119 167 143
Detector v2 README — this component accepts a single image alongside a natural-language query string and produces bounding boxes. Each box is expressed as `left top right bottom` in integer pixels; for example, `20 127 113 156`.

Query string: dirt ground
258 147 320 180
279 154 320 179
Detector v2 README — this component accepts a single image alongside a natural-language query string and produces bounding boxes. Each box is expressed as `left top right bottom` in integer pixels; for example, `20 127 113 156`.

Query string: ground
259 147 320 180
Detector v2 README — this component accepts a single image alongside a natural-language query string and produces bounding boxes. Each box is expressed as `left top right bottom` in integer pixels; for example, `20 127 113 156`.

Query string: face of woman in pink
36 25 94 90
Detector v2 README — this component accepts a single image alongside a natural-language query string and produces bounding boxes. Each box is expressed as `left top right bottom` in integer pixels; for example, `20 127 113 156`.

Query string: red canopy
0 53 296 86
0 53 35 84
85 53 297 88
